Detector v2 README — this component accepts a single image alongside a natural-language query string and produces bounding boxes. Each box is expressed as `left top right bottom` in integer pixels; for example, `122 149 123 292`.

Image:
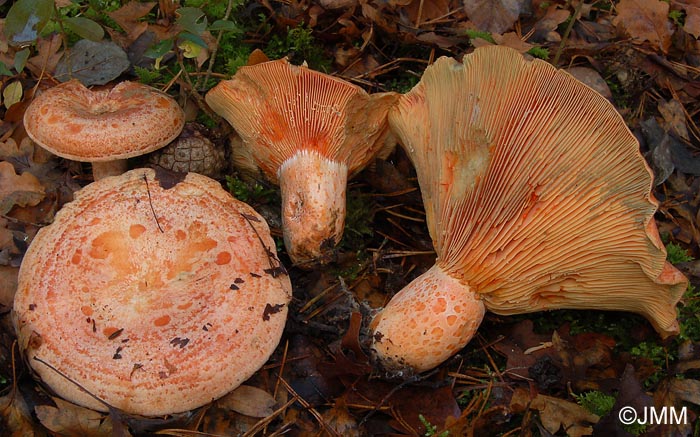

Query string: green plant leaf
0 62 13 76
209 19 241 33
3 81 23 109
145 39 174 59
178 31 207 49
4 0 54 44
13 48 30 72
64 17 104 41
176 7 207 35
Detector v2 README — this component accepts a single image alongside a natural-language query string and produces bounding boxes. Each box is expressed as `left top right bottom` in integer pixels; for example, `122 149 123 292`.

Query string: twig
553 0 584 66
196 0 235 90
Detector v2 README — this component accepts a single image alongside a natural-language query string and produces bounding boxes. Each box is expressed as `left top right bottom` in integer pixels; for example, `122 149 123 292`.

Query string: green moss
266 23 331 70
134 66 162 85
385 73 420 93
575 390 615 417
666 242 694 264
527 47 549 60
668 9 685 26
465 29 495 44
339 189 375 252
418 414 449 437
225 175 276 204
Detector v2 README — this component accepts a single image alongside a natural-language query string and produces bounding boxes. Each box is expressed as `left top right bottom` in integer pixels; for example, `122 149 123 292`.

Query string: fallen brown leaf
0 265 18 311
217 384 277 418
463 0 527 34
107 1 157 45
614 0 675 53
25 34 64 78
531 394 598 437
0 161 45 215
35 396 123 437
0 391 36 436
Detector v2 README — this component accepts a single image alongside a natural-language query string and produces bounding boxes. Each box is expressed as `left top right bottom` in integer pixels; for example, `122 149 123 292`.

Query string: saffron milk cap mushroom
370 46 687 373
205 59 397 266
12 168 291 416
23 80 185 180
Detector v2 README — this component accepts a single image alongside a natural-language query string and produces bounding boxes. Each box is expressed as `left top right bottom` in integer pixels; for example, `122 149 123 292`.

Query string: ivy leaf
209 19 241 33
144 38 173 59
13 48 30 72
0 62 12 76
176 7 207 35
178 32 207 49
64 16 104 41
4 0 54 45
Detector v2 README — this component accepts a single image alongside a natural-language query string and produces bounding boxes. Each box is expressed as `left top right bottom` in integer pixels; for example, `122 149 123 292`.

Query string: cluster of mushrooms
12 46 687 417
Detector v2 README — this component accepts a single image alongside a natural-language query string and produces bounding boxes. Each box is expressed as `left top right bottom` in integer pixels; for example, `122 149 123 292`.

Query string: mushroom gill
370 46 687 373
205 59 397 266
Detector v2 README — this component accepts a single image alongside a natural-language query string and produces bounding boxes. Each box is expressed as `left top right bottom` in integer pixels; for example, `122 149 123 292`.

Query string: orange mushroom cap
371 46 687 373
205 59 397 265
23 80 185 179
13 168 291 416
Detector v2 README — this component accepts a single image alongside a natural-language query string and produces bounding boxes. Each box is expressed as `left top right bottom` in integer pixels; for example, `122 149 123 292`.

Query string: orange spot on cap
154 315 171 326
129 224 147 239
67 124 83 134
81 306 93 316
71 249 82 265
215 251 231 265
103 326 120 337
177 302 193 310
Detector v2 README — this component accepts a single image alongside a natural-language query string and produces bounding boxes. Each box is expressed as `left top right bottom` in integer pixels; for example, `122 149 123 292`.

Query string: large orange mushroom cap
23 80 185 180
13 168 291 416
371 46 687 373
205 59 397 266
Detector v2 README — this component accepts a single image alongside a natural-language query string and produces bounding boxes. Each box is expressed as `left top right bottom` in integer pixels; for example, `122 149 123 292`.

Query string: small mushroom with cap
12 168 291 416
23 79 185 180
205 59 398 267
370 46 688 373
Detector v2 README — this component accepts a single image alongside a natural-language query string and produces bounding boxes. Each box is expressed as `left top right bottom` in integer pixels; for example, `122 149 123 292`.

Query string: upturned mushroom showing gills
13 168 291 416
370 46 688 373
23 80 185 180
205 59 397 266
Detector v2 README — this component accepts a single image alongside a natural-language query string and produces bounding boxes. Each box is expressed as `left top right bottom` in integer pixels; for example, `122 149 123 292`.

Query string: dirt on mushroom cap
23 80 185 162
12 168 291 416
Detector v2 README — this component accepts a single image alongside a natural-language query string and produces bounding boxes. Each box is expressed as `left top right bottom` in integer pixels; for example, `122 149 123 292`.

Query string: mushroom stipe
13 168 291 416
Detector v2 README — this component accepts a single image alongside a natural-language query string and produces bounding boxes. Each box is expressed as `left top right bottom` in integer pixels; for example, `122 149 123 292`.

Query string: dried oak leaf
106 1 157 45
0 161 45 215
686 9 700 37
216 385 276 418
463 0 527 34
0 265 18 311
533 395 599 437
25 34 63 78
35 396 124 437
613 0 674 53
0 392 36 436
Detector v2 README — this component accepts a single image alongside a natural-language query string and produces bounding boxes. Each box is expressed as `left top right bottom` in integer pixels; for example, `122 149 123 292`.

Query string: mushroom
23 80 185 180
370 46 688 373
12 168 291 416
205 59 397 266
